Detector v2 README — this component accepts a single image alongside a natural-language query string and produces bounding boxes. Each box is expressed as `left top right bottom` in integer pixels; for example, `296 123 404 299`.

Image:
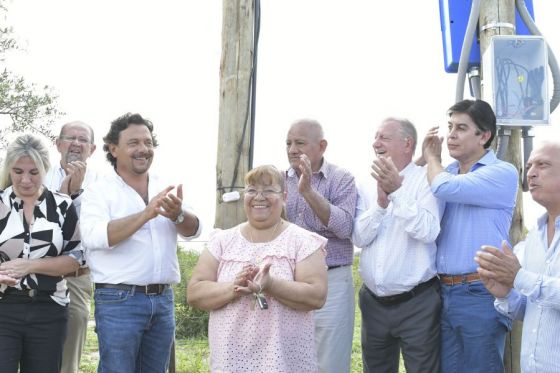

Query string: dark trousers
0 294 68 373
359 281 441 373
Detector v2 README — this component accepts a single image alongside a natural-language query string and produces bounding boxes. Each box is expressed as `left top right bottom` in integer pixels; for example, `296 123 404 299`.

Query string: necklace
248 220 283 244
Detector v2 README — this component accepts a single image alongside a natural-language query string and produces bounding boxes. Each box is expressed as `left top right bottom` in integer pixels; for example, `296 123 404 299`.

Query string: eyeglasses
60 135 91 144
244 188 282 198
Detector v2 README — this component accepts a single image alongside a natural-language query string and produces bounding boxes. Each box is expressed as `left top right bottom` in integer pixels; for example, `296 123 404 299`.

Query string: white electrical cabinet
483 35 549 126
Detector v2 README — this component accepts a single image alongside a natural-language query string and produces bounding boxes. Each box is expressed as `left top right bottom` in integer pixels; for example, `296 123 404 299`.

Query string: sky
4 0 560 238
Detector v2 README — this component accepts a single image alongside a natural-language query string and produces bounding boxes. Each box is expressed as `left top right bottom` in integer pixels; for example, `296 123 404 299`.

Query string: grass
80 256 405 372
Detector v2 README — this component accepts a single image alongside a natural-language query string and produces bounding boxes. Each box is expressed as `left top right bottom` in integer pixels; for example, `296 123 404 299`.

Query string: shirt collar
537 213 560 229
56 163 66 177
447 149 497 173
109 167 153 188
287 158 329 178
400 161 415 176
6 185 48 207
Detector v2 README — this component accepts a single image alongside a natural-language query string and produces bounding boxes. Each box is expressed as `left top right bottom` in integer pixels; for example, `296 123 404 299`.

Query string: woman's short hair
0 134 51 189
244 165 285 191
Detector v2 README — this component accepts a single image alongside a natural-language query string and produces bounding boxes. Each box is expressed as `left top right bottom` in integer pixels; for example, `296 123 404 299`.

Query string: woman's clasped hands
233 262 273 298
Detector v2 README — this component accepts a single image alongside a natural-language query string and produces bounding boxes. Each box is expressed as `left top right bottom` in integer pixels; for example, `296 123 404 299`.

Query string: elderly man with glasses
44 120 98 373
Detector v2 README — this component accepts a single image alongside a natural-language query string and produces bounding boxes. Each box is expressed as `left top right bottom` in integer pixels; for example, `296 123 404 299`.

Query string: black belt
95 283 170 295
2 287 52 298
327 264 350 270
363 277 438 306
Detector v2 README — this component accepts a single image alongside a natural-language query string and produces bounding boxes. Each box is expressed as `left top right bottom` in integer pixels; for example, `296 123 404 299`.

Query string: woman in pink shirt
188 165 327 373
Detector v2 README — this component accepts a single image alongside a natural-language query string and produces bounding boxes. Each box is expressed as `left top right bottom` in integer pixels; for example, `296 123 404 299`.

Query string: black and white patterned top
0 186 83 305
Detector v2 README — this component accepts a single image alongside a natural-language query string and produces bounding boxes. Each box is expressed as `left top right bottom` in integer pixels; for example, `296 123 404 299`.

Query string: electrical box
439 0 535 73
483 35 549 126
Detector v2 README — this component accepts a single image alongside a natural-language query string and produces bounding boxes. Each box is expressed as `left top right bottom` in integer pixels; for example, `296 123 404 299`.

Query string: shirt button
532 329 536 333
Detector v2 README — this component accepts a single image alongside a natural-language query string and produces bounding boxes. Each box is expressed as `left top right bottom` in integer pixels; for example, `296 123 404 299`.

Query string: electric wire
455 0 481 103
516 0 560 112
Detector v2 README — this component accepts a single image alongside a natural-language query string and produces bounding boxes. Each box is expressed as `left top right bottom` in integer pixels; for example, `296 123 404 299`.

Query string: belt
327 264 349 270
64 267 91 278
363 277 438 306
3 287 52 298
95 283 170 295
439 272 480 286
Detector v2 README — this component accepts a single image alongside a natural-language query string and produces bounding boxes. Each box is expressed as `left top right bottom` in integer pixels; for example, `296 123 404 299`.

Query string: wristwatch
70 189 84 200
174 211 185 225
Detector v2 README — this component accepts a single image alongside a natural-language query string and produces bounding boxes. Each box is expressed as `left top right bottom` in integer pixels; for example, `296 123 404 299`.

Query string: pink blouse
207 223 327 373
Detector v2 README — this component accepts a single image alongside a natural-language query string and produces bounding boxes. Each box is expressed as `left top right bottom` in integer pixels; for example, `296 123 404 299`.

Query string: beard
65 152 83 164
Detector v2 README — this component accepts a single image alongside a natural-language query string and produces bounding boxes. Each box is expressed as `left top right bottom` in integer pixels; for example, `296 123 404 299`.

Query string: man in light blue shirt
476 142 560 373
423 99 518 373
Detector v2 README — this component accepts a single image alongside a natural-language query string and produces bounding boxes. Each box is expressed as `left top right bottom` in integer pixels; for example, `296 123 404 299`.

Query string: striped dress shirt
495 213 560 373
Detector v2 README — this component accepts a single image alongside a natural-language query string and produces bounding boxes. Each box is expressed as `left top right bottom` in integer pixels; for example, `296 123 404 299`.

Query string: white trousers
314 265 355 373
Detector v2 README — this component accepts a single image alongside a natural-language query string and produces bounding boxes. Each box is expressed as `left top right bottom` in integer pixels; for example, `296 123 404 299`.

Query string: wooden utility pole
215 0 255 229
479 1 522 372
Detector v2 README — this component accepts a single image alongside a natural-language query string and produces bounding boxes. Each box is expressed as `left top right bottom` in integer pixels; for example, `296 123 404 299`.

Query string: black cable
248 0 260 171
228 0 261 193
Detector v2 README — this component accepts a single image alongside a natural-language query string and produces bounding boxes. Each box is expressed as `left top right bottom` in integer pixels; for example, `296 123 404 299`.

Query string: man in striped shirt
285 119 357 373
476 141 560 373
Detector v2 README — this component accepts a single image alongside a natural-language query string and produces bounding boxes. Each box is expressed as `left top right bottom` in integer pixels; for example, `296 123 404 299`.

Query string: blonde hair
0 134 51 189
244 165 285 191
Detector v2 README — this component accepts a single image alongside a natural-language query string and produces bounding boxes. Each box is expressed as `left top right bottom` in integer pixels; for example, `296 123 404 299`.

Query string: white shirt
44 163 99 216
494 214 560 373
80 168 201 285
353 162 443 296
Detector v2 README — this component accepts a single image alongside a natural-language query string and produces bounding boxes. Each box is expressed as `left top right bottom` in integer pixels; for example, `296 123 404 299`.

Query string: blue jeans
94 287 175 373
440 281 511 373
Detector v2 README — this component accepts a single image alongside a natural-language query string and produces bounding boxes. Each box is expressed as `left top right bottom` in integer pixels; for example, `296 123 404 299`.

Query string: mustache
133 152 152 158
65 152 83 163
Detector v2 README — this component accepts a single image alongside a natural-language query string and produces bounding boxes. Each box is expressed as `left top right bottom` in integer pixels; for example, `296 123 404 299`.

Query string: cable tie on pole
481 22 515 32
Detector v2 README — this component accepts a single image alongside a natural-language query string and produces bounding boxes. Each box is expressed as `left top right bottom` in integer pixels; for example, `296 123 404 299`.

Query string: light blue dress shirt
495 214 560 373
432 149 518 274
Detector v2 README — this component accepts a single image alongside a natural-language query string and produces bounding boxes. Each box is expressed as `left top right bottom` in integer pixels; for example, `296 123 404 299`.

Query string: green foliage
0 0 61 151
175 339 210 373
174 248 209 339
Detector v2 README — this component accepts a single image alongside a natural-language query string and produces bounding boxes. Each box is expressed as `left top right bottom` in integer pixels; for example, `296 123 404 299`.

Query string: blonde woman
0 134 83 373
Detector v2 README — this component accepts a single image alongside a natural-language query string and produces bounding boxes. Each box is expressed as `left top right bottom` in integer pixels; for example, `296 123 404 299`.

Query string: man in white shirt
44 120 97 373
353 118 443 373
476 141 560 373
80 113 201 373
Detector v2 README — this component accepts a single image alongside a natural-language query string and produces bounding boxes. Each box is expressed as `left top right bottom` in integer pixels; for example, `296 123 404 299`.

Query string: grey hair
382 117 418 153
0 134 51 189
59 120 95 144
289 118 324 141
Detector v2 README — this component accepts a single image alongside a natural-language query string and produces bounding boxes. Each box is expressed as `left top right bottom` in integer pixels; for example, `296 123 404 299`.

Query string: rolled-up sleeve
325 172 356 239
80 186 110 250
495 289 526 320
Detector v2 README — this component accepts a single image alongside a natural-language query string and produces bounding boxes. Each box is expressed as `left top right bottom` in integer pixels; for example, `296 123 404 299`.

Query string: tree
0 0 61 151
